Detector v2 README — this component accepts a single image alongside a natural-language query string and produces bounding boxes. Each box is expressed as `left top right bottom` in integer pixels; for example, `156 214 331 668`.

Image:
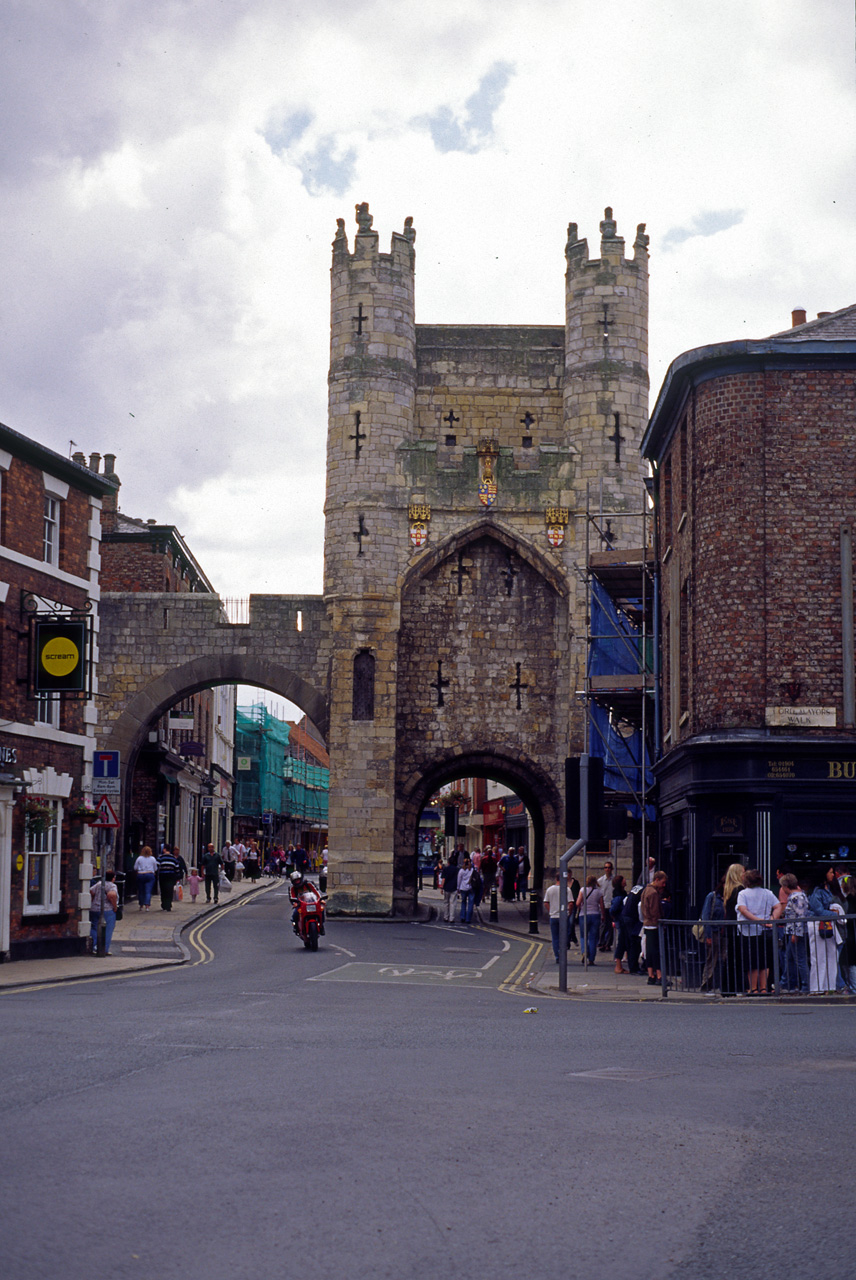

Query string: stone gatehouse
99 204 649 915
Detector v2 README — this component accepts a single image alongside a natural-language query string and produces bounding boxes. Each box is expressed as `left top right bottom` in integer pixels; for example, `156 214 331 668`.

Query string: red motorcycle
294 884 326 951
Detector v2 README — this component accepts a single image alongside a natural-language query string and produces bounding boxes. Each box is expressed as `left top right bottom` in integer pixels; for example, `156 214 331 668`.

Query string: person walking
90 870 119 955
202 843 223 905
440 856 458 925
480 847 497 899
457 856 476 925
516 848 530 901
157 844 181 911
543 871 571 964
610 874 630 973
499 847 518 903
133 845 157 911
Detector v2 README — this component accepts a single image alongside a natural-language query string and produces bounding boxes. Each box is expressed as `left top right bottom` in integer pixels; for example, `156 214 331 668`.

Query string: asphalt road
1 888 854 1280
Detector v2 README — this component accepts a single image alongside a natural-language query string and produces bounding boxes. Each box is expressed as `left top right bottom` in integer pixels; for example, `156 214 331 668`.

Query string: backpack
622 885 643 923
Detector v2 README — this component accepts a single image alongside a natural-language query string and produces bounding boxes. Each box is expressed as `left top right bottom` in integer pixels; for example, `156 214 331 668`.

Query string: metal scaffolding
583 480 659 872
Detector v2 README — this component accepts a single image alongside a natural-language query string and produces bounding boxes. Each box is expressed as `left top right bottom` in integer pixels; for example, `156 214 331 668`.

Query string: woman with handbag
576 875 604 966
808 866 845 993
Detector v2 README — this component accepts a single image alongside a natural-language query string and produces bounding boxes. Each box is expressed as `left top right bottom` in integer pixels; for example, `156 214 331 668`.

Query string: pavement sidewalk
0 875 278 990
419 885 667 1000
418 885 808 1003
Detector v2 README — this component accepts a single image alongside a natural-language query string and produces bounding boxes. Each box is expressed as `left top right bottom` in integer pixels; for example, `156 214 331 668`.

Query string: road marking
328 942 357 958
309 959 500 987
498 938 544 994
568 1067 672 1082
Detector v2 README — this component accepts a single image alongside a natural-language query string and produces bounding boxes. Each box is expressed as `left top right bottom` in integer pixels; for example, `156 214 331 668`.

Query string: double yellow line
1 892 253 993
472 924 546 994
185 893 252 966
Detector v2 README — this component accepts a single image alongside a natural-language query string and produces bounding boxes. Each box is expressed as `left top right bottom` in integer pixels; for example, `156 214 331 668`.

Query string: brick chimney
791 309 807 328
100 454 121 532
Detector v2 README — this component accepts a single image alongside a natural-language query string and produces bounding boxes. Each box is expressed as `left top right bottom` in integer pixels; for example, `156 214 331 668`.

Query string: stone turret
564 208 649 519
324 203 417 599
324 205 417 914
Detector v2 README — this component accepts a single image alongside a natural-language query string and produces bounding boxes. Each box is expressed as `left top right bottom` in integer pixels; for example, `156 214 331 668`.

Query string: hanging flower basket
23 797 58 836
68 803 98 824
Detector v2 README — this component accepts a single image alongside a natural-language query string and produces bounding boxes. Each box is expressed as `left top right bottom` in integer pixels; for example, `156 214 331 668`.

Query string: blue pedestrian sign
93 751 120 779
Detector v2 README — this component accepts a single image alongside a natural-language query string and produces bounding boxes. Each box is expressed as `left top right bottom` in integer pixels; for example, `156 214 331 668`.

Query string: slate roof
769 303 856 341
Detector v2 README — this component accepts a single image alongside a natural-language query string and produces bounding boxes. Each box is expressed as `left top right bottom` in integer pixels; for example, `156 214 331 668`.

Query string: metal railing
656 917 856 998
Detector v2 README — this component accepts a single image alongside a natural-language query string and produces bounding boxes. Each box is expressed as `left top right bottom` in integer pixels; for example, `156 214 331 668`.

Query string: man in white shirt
543 872 567 964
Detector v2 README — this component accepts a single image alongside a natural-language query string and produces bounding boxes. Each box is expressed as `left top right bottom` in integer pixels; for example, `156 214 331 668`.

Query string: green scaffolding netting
234 704 328 823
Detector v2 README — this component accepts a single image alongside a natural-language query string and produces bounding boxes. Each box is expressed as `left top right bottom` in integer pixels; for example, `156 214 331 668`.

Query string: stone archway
394 748 563 913
392 523 571 914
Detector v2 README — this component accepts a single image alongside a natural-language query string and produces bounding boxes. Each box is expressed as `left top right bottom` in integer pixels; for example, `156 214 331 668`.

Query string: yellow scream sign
34 619 87 692
41 636 80 677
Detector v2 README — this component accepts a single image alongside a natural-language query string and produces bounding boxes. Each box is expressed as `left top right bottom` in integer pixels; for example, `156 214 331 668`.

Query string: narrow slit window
352 650 375 721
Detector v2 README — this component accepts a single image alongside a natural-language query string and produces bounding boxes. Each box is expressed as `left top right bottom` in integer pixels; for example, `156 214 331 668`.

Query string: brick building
96 467 235 869
642 304 856 913
0 427 116 960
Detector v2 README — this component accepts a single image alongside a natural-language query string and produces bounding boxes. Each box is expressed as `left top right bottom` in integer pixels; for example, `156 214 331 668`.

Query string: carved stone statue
355 202 373 233
403 216 416 244
634 223 650 250
600 207 617 238
334 217 346 240
564 222 582 263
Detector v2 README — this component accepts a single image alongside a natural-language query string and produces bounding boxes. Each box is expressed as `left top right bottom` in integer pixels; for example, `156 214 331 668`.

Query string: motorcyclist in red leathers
289 869 319 933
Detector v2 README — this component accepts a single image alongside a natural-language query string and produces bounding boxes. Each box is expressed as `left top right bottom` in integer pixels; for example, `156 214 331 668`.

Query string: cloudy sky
2 0 854 600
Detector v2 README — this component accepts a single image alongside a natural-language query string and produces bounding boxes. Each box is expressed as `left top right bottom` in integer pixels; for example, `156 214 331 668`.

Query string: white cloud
416 60 515 154
0 0 853 599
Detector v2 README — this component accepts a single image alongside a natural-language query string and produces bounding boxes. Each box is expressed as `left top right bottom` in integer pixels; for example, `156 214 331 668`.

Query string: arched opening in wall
116 670 328 897
417 779 535 907
394 751 561 917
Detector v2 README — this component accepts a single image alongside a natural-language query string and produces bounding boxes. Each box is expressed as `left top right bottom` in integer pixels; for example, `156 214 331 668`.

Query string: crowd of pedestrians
436 844 531 924
123 838 326 913
699 862 856 996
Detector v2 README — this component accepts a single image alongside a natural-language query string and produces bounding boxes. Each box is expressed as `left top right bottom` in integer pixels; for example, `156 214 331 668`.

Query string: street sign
91 795 120 828
93 751 120 779
83 776 120 794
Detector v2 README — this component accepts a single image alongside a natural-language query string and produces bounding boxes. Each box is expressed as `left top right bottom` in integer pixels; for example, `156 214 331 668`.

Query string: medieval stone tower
324 204 648 914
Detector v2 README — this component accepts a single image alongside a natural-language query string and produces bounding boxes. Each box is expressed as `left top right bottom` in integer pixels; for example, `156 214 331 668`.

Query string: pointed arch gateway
393 519 572 913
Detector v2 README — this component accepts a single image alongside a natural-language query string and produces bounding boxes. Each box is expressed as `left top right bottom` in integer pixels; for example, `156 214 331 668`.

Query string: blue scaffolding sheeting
587 578 651 796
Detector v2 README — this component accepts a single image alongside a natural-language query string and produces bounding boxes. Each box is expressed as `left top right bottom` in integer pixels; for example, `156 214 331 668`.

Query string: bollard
489 884 499 922
529 888 539 934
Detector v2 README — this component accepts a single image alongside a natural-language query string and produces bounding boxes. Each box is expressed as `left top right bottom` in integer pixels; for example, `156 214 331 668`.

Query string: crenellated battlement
565 207 649 275
332 203 416 274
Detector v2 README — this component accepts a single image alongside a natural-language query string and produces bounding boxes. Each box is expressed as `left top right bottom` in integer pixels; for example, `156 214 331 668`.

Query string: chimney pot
103 453 116 475
89 452 101 473
791 309 807 328
817 311 831 319
72 451 86 466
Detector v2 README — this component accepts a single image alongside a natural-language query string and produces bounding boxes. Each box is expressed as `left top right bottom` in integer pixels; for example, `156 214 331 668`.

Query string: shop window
352 650 375 721
24 799 61 915
43 496 60 564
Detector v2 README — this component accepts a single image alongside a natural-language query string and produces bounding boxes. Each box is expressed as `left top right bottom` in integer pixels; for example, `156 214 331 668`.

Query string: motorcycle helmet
290 871 302 884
